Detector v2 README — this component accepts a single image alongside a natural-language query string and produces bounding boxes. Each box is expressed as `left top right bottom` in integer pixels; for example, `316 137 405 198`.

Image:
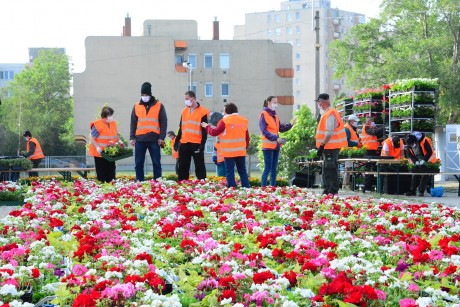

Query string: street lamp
182 62 192 91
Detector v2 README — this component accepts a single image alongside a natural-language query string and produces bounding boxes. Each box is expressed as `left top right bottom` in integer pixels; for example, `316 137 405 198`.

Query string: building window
295 78 301 85
295 39 301 46
192 82 197 95
175 54 184 65
287 13 292 22
204 54 213 69
296 11 300 20
267 15 271 23
274 14 280 22
205 83 213 97
221 83 229 97
188 54 197 69
296 65 301 72
296 52 301 60
275 28 281 35
296 90 301 98
296 26 300 34
286 27 293 35
220 54 230 69
0 71 3 79
267 29 272 36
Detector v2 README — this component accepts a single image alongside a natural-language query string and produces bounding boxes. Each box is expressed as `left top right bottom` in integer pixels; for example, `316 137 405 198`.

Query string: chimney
123 13 131 37
212 17 219 40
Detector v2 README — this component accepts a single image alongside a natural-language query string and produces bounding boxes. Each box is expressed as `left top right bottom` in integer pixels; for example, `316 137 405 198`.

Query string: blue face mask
141 96 150 103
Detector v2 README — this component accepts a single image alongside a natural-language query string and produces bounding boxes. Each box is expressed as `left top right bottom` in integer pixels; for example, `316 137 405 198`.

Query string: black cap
23 131 32 137
315 93 329 101
406 135 416 145
141 82 152 96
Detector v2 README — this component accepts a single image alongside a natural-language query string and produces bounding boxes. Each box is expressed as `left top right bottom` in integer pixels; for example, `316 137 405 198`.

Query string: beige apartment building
234 0 364 111
73 19 294 155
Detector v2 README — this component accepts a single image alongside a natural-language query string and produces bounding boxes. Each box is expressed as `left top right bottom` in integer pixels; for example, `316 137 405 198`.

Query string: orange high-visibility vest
381 137 404 159
89 119 118 157
409 137 436 163
220 114 249 158
260 111 280 150
170 137 179 159
215 141 224 163
134 101 161 135
315 108 347 149
26 137 44 160
344 123 359 146
180 105 210 144
360 124 379 150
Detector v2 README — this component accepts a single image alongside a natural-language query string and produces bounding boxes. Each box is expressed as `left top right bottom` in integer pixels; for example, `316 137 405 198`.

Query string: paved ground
1 185 458 220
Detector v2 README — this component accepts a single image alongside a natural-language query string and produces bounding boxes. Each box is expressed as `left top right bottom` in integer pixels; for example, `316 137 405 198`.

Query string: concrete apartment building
234 0 364 111
73 19 294 154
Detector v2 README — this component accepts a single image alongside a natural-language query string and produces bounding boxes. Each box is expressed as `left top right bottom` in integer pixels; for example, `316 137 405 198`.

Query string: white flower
220 298 232 305
282 301 299 307
0 284 18 296
293 287 315 298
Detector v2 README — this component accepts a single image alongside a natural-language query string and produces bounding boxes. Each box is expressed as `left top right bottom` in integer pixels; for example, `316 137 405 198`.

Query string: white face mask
370 122 376 127
185 99 192 107
270 103 278 111
412 144 417 148
351 122 357 127
319 108 326 115
107 116 114 122
141 96 150 103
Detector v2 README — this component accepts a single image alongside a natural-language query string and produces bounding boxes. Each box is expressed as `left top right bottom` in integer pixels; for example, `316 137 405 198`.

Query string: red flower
31 268 40 278
252 271 275 284
443 265 457 275
72 290 101 307
135 252 153 264
282 270 297 286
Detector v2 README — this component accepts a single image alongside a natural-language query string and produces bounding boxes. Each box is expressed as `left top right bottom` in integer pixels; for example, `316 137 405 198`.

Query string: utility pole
314 10 321 118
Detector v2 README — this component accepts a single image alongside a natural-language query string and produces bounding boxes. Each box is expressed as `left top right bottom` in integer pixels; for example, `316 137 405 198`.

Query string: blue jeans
135 141 162 181
261 149 280 187
216 163 226 177
224 156 250 188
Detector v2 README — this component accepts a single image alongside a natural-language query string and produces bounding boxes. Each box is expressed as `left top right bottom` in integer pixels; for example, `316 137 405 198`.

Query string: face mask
319 108 325 115
370 122 376 127
351 122 357 127
185 99 192 107
141 96 150 103
24 138 28 141
107 116 114 122
412 144 416 148
270 103 278 111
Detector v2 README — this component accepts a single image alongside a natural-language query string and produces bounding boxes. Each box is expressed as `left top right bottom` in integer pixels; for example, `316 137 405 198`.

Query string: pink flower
375 289 386 300
399 298 417 307
408 283 419 292
72 264 88 276
219 263 232 275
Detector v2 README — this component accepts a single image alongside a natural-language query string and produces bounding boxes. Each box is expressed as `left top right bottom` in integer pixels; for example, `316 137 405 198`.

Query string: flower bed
0 181 26 205
0 179 459 306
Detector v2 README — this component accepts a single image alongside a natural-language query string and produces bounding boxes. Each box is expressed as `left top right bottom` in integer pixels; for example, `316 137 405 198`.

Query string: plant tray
0 200 25 206
411 168 440 173
101 151 133 162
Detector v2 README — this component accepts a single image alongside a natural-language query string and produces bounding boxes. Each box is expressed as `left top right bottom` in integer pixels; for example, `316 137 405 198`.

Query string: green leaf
334 299 358 307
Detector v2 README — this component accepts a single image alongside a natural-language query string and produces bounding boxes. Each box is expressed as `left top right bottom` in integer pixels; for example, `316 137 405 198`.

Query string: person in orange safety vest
174 90 210 181
89 106 120 183
202 102 250 188
23 130 45 178
129 82 168 181
360 117 385 193
315 93 347 195
405 132 437 196
381 136 405 159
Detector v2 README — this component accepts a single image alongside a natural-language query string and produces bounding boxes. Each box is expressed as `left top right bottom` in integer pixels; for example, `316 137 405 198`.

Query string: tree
246 133 260 177
0 49 84 156
329 0 460 123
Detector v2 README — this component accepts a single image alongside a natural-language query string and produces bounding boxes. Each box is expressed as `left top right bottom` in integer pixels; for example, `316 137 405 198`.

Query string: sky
0 0 382 73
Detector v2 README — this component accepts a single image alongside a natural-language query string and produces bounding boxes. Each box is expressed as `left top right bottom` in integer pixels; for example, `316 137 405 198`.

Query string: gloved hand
317 144 325 157
96 146 102 153
419 160 425 165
